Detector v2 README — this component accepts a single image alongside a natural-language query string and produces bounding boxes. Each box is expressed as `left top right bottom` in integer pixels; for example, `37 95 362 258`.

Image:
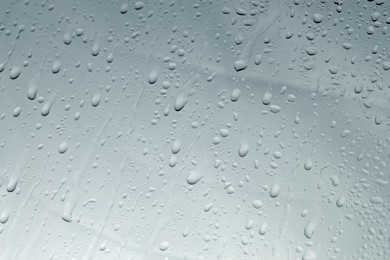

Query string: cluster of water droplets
0 0 389 259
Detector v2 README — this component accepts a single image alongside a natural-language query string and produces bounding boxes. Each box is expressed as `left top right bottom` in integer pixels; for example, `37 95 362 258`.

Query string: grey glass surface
0 0 389 259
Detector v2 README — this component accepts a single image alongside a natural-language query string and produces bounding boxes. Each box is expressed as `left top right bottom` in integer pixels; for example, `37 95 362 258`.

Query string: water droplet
92 93 101 107
230 88 242 102
302 250 317 260
234 59 248 71
304 158 312 171
382 61 390 70
269 104 281 113
91 42 100 56
186 170 203 185
134 1 145 10
13 107 22 117
262 90 272 105
238 142 249 157
270 184 281 198
174 93 187 111
159 241 169 251
313 13 323 23
304 220 317 239
58 142 68 154
259 222 268 235
148 68 158 84
252 200 263 209
52 60 61 73
120 3 129 13
10 66 21 79
63 32 72 45
0 210 10 224
172 140 182 154
336 195 345 208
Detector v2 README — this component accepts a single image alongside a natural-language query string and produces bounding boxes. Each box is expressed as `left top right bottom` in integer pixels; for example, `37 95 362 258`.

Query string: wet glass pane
0 0 389 259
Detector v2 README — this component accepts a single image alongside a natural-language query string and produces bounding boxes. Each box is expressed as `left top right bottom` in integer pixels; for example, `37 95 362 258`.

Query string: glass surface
0 0 389 259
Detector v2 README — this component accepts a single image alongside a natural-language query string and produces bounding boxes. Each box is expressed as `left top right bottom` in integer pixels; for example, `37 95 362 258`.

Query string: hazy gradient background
0 0 389 259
